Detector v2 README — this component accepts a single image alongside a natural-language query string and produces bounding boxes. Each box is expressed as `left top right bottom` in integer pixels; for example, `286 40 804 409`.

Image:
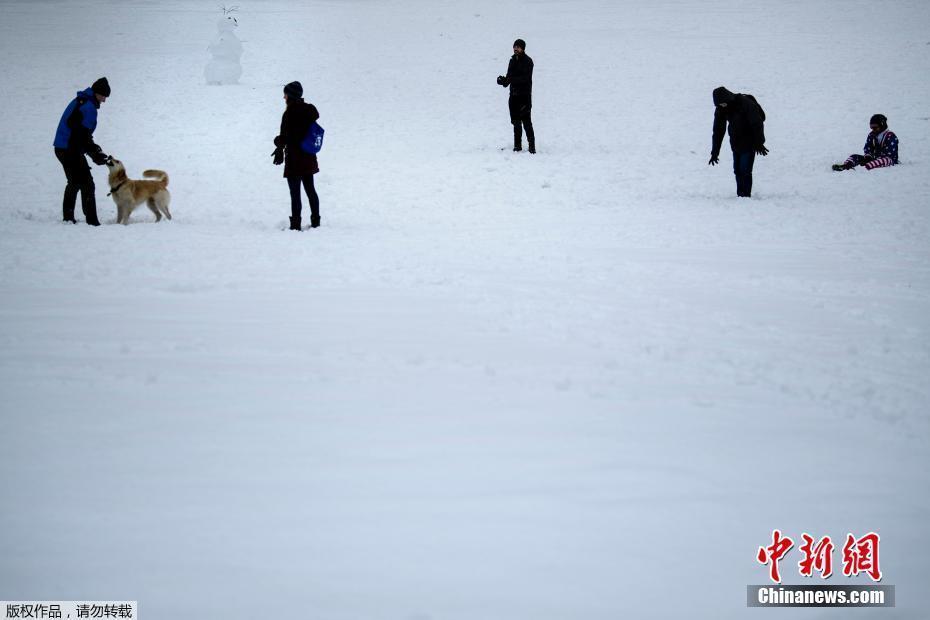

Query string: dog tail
143 170 169 186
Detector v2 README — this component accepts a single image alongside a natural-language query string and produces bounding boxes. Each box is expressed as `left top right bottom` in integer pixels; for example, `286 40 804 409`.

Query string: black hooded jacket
274 99 320 178
711 87 766 156
501 52 534 99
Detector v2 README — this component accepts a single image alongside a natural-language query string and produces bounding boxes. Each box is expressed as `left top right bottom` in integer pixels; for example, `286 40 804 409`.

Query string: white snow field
1 0 929 618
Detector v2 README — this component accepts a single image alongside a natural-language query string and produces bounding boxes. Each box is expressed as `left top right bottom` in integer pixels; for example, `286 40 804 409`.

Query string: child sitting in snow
833 114 898 171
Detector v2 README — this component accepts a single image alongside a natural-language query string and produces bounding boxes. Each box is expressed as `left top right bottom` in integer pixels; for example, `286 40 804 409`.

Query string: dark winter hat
92 77 111 97
712 86 735 106
869 114 888 131
513 39 526 50
283 81 303 99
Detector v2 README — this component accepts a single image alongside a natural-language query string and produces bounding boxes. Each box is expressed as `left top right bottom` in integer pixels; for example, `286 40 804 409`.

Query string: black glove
708 154 719 166
496 75 507 86
271 147 284 166
861 155 873 164
90 151 109 166
756 145 769 156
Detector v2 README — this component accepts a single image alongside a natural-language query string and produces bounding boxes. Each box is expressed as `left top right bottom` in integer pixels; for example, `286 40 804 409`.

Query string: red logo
758 530 882 583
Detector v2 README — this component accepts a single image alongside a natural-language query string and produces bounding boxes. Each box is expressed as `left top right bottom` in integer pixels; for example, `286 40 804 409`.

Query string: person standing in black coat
497 39 535 153
272 81 321 230
708 86 768 197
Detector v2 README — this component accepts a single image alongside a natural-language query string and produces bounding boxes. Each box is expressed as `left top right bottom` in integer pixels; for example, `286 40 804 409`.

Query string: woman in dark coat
272 81 321 230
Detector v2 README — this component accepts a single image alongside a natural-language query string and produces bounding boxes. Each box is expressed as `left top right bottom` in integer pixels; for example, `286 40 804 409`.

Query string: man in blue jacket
53 77 111 225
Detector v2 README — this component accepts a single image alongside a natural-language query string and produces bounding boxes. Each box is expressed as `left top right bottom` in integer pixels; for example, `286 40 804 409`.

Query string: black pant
508 94 534 146
55 148 99 225
287 175 320 223
732 150 755 197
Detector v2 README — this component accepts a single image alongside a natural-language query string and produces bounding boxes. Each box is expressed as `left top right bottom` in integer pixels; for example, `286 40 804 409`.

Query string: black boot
80 183 100 226
63 184 78 223
310 215 321 228
289 216 302 231
525 122 536 154
513 124 523 152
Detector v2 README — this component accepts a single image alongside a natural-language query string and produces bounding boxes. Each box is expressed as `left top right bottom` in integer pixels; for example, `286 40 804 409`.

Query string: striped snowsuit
844 131 899 170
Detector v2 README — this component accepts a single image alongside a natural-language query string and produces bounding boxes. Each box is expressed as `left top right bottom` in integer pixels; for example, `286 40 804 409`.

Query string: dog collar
107 181 127 196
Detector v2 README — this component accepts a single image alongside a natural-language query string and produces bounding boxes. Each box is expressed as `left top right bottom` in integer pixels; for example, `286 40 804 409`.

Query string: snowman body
205 16 243 85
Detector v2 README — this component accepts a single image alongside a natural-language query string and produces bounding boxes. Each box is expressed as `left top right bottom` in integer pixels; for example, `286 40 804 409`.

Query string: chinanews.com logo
746 530 895 608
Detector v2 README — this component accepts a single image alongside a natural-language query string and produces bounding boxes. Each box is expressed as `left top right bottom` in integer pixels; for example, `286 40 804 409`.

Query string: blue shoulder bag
301 121 324 154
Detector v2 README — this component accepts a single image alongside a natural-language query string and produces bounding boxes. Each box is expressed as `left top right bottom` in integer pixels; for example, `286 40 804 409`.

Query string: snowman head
217 6 238 31
217 15 238 32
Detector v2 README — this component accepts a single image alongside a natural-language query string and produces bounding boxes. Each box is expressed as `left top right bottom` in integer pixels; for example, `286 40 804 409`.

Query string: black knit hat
513 39 526 50
869 114 888 131
92 77 111 97
283 81 303 99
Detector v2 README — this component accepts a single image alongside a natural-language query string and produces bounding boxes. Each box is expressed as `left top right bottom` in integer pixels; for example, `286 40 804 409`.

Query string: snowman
204 9 243 85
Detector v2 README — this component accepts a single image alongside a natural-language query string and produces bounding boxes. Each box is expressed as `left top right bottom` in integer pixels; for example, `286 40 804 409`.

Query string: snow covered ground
1 0 929 618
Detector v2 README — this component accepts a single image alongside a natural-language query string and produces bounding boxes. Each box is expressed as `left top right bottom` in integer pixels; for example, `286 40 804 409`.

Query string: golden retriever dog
105 157 172 225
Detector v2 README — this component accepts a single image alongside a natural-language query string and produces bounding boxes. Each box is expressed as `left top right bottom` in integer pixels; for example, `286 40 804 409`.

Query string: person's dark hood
713 86 736 106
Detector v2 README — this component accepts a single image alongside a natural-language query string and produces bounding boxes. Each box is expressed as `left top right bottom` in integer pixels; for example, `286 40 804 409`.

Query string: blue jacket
53 87 99 152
